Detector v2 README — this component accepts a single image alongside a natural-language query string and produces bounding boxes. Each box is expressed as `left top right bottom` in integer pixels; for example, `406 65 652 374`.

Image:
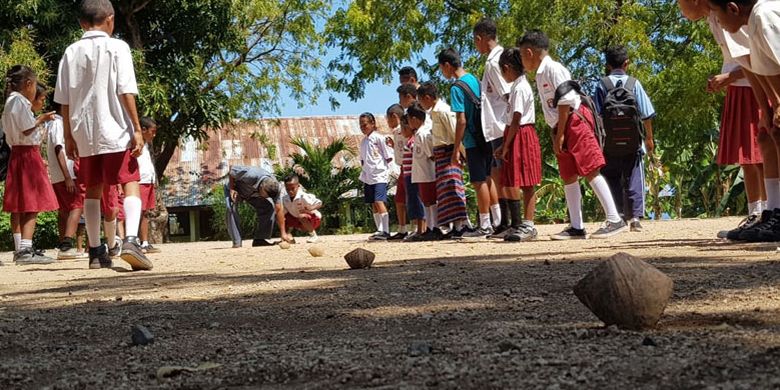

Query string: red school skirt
716 85 763 165
3 146 58 213
501 124 542 188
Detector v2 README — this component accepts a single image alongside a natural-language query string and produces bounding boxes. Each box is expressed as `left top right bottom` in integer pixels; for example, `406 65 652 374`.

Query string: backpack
599 76 645 156
452 79 491 154
552 80 606 149
0 134 10 182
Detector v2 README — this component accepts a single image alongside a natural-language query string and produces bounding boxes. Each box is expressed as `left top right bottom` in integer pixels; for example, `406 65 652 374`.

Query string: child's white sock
380 213 390 233
124 196 142 237
85 199 102 248
398 223 408 234
103 219 117 247
563 182 584 230
372 213 381 232
523 220 535 228
490 203 501 227
19 239 32 251
427 206 438 229
479 213 491 230
13 233 21 252
762 200 768 212
589 175 621 223
142 240 149 247
765 178 780 210
748 200 762 216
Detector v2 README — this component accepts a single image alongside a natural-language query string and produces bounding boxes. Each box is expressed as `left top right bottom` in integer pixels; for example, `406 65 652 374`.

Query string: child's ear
727 2 741 15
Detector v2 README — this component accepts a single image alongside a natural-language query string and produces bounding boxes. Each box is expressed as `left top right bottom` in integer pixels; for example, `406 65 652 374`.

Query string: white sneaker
306 234 319 243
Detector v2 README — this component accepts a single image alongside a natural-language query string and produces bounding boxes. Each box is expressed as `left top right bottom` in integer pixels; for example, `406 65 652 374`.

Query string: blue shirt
449 73 481 149
593 70 656 120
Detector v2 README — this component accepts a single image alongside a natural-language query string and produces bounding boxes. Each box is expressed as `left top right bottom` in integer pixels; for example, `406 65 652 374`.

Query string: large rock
344 248 375 269
573 252 673 330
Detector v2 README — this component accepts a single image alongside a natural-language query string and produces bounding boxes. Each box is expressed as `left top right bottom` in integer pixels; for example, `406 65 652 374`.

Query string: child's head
396 84 418 109
437 48 462 79
678 0 710 20
140 116 158 143
604 45 629 73
359 112 377 136
406 102 427 131
79 0 115 34
400 114 414 138
516 30 550 72
498 47 524 83
706 0 754 33
473 18 498 55
31 82 48 112
399 66 418 85
386 104 404 128
284 173 300 198
4 65 37 101
416 81 438 110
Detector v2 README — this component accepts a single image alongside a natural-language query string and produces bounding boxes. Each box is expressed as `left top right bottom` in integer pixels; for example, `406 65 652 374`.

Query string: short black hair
399 66 418 80
708 0 755 10
417 81 438 99
283 173 299 184
396 83 418 98
604 46 629 69
261 178 281 201
359 112 376 124
516 30 549 50
79 0 115 25
386 103 404 118
140 116 157 130
438 48 462 68
4 65 36 99
35 82 48 99
498 47 524 75
406 102 427 121
473 18 497 39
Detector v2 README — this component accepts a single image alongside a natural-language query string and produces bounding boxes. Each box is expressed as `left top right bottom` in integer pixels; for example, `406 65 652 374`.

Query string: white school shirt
506 76 536 126
391 125 405 167
707 14 751 87
2 92 42 146
535 56 581 128
46 115 77 184
137 144 156 184
480 45 512 142
411 118 435 183
359 131 393 185
54 30 139 157
748 0 780 76
429 99 456 147
283 189 323 219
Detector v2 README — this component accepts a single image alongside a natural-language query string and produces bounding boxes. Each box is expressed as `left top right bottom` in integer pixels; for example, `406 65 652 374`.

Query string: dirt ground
1 218 779 389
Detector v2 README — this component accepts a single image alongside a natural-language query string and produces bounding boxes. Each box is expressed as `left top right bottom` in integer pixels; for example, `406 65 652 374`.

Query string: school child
406 102 441 241
282 173 323 243
400 115 427 240
397 84 418 110
54 0 153 270
358 112 393 240
399 66 420 86
593 46 657 232
417 81 472 236
2 66 58 264
494 48 542 242
517 30 627 239
137 117 160 253
707 0 780 242
438 48 494 237
474 18 510 235
386 104 409 240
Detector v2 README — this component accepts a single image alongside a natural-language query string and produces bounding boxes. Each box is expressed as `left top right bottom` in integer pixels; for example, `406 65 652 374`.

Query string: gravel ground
1 218 779 389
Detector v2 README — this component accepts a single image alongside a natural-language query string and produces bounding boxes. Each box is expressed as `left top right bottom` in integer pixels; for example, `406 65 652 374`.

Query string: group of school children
0 0 158 270
358 19 659 242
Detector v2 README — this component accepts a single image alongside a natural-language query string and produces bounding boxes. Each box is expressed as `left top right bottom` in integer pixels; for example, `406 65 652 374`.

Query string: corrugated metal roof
162 115 392 208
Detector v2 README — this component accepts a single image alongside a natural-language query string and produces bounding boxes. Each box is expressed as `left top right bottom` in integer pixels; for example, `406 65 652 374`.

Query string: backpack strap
453 80 481 108
601 76 615 92
624 76 637 93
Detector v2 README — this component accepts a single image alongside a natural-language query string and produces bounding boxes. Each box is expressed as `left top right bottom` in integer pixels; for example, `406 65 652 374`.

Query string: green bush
207 184 259 240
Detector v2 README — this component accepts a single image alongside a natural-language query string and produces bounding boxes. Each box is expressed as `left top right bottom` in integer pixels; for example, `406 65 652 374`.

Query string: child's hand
500 148 508 162
706 74 731 93
130 130 144 157
37 111 56 125
385 137 395 149
451 149 461 167
65 177 76 193
645 137 655 155
65 135 79 160
553 134 565 155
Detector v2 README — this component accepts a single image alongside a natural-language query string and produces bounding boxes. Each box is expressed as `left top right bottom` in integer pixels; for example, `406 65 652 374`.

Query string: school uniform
1 92 58 213
359 131 393 203
54 30 141 187
502 76 542 188
101 185 125 221
403 137 425 220
282 189 323 231
390 125 406 204
412 118 436 205
536 56 605 179
138 144 157 211
747 0 780 77
46 115 85 212
594 69 656 220
451 73 492 183
481 45 512 167
430 99 468 226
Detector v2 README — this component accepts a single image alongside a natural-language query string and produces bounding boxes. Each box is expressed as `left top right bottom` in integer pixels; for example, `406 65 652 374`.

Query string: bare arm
643 119 654 155
54 145 76 192
275 202 292 241
452 112 467 165
119 94 144 157
554 105 570 155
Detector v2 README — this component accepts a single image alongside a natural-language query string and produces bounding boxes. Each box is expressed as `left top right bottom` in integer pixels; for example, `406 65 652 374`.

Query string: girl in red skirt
2 66 58 264
495 48 542 242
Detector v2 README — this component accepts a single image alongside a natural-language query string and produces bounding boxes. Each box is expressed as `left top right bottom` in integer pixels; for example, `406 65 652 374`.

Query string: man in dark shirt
228 165 292 246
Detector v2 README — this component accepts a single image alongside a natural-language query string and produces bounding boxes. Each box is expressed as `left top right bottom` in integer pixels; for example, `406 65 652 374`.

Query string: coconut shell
344 248 375 269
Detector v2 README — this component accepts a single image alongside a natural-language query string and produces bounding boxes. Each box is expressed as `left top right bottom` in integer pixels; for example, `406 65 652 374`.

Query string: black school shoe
591 220 629 239
738 209 780 242
388 232 408 241
88 244 113 269
120 236 154 271
725 214 762 241
757 210 780 242
252 238 277 247
550 226 587 240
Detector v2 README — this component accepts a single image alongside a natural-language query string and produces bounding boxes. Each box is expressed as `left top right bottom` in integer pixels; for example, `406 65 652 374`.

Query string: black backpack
453 79 491 153
552 80 606 149
599 76 645 156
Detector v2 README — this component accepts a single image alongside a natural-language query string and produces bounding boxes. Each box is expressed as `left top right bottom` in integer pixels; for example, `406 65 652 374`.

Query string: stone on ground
344 248 375 269
308 246 326 257
131 325 154 346
573 252 673 330
279 241 291 250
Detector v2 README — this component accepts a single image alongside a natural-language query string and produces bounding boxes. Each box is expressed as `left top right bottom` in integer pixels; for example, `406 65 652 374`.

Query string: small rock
544 259 551 265
279 241 291 250
308 246 326 257
407 341 432 357
498 340 521 352
131 325 154 346
642 336 657 346
115 296 123 301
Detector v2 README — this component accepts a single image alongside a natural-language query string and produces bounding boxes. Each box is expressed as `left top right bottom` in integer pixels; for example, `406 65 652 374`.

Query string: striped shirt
402 137 414 176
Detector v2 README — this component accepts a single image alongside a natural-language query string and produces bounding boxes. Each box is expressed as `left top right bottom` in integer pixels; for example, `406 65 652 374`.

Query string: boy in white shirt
137 117 160 253
54 0 152 270
517 30 626 240
406 102 440 241
358 112 394 240
386 104 409 240
474 18 511 235
282 174 323 243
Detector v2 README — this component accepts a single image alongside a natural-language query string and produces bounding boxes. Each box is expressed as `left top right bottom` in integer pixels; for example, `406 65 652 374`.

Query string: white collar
487 45 504 61
82 30 110 39
537 55 553 74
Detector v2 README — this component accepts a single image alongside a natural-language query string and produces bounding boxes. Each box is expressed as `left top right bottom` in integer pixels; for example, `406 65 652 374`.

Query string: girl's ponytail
4 65 36 100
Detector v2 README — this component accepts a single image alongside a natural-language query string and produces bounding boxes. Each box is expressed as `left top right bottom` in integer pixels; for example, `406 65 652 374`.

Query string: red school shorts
79 150 140 187
417 181 437 205
395 173 407 204
140 184 156 211
284 212 322 231
556 106 606 179
52 181 86 212
101 185 125 220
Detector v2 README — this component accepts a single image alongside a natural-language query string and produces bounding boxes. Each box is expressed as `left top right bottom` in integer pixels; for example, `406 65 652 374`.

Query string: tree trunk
147 187 169 244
